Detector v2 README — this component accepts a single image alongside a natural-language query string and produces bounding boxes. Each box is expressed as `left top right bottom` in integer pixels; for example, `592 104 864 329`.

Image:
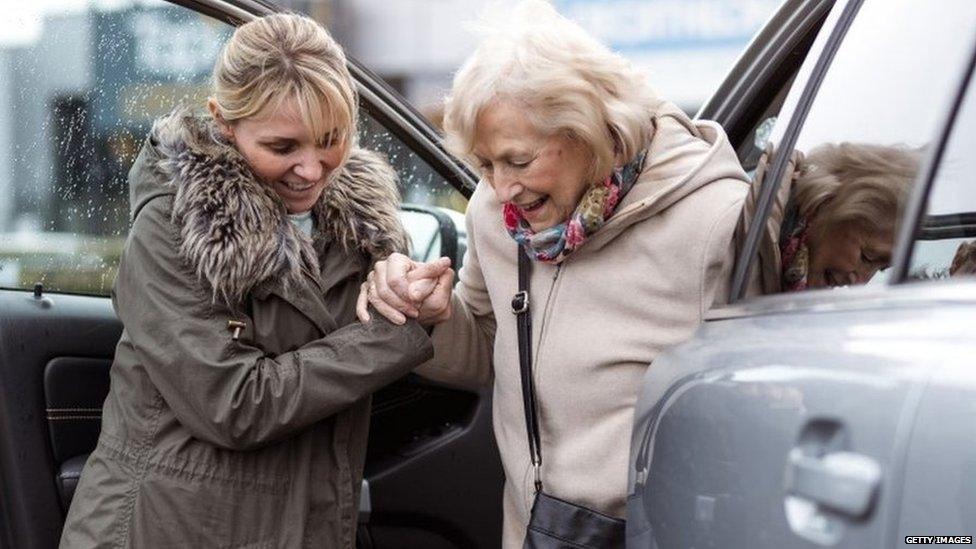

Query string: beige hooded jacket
59 113 433 549
418 103 749 547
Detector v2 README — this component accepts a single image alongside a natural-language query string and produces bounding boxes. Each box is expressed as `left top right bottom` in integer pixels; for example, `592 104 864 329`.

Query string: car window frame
891 36 976 285
711 0 976 320
697 0 835 152
727 0 866 303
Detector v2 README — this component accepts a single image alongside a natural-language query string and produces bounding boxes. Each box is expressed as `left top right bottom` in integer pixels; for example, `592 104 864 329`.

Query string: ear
207 98 235 141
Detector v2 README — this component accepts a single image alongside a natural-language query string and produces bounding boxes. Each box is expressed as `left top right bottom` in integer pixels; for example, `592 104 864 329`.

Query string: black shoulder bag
513 248 626 549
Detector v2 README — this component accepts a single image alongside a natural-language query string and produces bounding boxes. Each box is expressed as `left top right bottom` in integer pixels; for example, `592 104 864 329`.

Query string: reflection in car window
0 0 231 296
908 71 976 280
744 0 976 296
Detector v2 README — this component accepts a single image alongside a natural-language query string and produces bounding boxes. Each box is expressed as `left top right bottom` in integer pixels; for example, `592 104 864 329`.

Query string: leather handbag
513 249 626 549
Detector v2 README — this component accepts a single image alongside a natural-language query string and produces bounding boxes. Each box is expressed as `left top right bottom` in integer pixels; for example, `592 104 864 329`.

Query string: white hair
443 0 663 183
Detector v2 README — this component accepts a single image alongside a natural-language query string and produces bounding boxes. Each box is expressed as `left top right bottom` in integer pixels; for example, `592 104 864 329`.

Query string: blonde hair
794 142 923 236
443 0 662 183
211 13 357 153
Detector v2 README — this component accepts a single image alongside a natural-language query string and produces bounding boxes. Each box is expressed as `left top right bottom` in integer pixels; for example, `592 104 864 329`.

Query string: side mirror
399 204 466 271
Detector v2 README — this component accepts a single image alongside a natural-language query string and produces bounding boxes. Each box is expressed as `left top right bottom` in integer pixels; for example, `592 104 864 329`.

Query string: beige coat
418 103 749 547
59 113 433 548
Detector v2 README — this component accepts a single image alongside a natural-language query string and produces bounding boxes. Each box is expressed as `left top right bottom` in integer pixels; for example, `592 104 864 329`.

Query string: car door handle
785 449 881 518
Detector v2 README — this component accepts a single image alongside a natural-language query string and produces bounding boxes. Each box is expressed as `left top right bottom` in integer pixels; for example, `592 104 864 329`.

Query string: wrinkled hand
356 253 454 326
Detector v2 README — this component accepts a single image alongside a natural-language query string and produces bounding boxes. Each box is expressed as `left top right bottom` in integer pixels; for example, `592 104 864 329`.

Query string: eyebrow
474 147 532 161
317 130 338 146
258 130 338 147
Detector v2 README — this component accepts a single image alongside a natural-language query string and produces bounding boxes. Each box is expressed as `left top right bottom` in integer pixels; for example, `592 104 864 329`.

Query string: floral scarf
781 215 811 292
503 151 647 264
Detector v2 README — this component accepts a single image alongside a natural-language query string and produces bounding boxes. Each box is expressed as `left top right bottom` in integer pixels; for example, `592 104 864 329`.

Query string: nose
851 265 880 285
491 166 524 203
293 150 325 182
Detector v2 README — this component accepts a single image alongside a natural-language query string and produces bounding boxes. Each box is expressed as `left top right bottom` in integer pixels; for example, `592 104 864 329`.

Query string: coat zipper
531 263 563 397
524 262 562 502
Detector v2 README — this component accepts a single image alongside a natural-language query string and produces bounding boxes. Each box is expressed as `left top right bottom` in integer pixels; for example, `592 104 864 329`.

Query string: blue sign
554 0 781 52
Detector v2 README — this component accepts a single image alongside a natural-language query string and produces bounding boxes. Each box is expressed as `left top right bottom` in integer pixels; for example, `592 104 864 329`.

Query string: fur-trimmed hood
129 110 408 304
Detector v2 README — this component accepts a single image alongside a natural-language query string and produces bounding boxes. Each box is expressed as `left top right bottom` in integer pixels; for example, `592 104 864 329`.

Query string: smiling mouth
825 270 845 287
517 196 547 213
280 180 316 193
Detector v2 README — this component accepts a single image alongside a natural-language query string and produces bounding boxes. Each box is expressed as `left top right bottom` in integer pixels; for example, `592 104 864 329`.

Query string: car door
0 1 501 548
894 46 976 543
627 0 976 547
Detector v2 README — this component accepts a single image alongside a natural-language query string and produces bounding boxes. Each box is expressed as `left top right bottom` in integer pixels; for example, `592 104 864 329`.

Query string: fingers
406 256 452 284
356 281 371 323
384 253 418 303
417 268 455 326
428 268 455 311
360 254 453 326
372 258 419 318
408 277 438 302
365 275 409 325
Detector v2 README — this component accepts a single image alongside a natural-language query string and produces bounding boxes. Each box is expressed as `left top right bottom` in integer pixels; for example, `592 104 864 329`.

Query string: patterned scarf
503 151 647 264
781 215 811 292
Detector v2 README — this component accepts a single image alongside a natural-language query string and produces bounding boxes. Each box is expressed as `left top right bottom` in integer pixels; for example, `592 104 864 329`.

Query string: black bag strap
512 247 543 492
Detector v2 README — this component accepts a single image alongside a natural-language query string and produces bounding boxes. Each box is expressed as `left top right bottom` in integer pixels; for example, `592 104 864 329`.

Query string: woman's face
473 100 594 232
211 98 345 214
806 219 893 288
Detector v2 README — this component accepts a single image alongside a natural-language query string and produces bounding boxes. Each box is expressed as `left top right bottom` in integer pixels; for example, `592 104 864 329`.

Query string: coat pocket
128 472 287 548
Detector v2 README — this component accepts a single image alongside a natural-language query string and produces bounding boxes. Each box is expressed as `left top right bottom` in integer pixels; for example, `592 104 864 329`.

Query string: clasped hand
356 253 454 326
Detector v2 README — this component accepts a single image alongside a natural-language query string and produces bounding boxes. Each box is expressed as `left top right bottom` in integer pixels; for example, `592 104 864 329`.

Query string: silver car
628 0 976 547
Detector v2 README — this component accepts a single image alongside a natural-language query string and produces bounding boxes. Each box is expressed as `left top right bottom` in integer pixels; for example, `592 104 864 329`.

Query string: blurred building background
0 0 782 239
321 0 782 119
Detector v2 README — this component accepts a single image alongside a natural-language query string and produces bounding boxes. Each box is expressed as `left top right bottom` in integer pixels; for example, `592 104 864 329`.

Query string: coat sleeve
114 198 433 451
414 192 496 389
699 180 748 318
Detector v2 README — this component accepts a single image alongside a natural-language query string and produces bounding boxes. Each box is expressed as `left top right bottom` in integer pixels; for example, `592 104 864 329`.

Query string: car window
735 72 796 175
0 1 466 296
742 0 976 297
906 66 976 280
0 0 232 296
359 112 469 265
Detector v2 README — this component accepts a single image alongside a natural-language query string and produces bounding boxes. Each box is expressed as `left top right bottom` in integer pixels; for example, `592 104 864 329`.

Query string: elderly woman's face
473 100 593 231
214 98 345 214
807 219 893 288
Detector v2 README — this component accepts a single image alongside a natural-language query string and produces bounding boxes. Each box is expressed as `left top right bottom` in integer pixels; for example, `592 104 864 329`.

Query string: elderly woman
357 2 749 546
751 142 921 292
59 14 431 548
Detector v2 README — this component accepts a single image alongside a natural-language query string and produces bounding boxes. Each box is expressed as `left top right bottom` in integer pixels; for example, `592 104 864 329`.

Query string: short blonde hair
794 142 922 236
443 0 662 183
211 13 357 153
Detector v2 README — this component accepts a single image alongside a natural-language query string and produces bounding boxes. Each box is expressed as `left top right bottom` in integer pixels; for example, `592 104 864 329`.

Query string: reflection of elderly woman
777 143 921 291
357 2 749 544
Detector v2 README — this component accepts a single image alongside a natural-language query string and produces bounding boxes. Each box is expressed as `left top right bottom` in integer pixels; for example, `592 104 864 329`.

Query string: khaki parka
59 112 433 549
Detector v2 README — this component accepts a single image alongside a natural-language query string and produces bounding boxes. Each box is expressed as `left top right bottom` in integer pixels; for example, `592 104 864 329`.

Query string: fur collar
148 111 408 304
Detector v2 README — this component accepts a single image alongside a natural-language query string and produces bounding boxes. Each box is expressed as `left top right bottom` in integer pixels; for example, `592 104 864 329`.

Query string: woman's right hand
356 253 454 326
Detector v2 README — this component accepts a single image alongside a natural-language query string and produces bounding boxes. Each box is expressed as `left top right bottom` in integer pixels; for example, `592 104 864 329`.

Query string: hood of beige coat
127 109 408 305
582 101 750 255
